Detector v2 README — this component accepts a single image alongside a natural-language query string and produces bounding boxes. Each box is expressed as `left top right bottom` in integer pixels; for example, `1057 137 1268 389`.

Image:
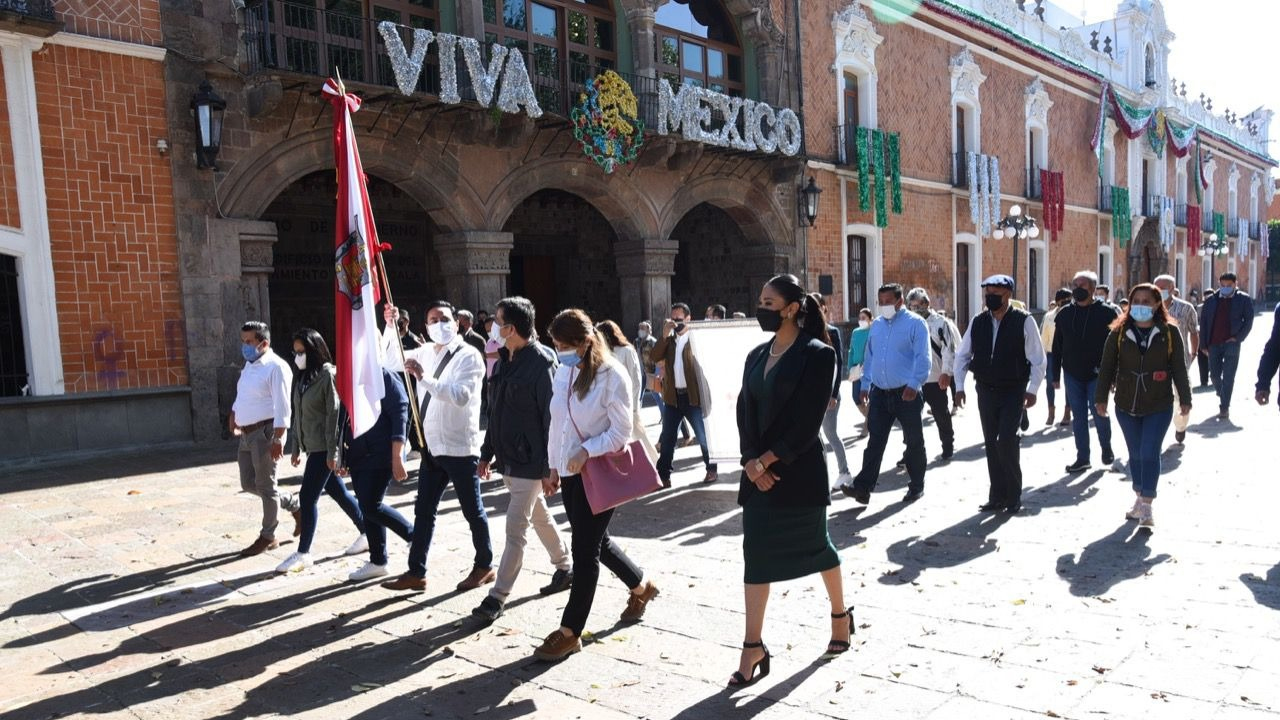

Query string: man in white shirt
650 303 717 487
906 288 961 461
228 321 300 557
379 301 493 593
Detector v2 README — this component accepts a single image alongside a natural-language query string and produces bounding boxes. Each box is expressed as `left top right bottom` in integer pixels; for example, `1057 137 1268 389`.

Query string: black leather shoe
978 501 1004 512
903 488 924 504
841 484 871 504
539 568 573 595
1065 459 1091 473
895 457 907 469
1101 448 1115 465
1005 502 1023 515
471 595 504 623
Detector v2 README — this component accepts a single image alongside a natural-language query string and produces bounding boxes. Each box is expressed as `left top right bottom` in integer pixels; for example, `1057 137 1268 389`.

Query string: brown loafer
456 567 496 591
532 629 581 661
291 509 302 537
620 580 659 622
240 536 279 557
381 573 426 591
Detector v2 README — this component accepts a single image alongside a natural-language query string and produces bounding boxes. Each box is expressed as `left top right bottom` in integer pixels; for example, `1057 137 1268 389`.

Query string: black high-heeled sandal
727 641 771 687
825 606 856 655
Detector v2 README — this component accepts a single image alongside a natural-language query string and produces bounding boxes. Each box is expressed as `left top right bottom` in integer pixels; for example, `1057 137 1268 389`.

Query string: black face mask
984 293 1005 311
1071 286 1090 302
755 308 783 333
673 321 686 333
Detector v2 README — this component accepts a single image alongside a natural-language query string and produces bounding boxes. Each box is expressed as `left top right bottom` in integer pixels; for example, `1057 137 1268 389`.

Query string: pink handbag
566 375 662 515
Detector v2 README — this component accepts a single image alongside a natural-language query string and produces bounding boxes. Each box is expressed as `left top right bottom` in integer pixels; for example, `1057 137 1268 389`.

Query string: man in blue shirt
841 283 932 505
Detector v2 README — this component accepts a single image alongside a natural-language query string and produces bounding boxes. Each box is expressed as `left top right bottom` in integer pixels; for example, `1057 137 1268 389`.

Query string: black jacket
480 341 556 479
827 324 844 399
341 369 409 471
1256 302 1280 394
1051 301 1119 383
736 336 837 508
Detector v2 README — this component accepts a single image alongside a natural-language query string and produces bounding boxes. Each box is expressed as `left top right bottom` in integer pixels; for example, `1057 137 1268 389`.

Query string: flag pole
376 255 426 449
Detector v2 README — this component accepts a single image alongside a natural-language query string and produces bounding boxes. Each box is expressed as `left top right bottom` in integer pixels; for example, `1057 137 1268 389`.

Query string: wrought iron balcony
1143 194 1165 219
0 0 61 36
834 124 863 167
1202 213 1215 233
1099 184 1116 212
1228 216 1241 237
1174 203 1188 227
243 0 659 126
1248 220 1262 240
1026 166 1042 200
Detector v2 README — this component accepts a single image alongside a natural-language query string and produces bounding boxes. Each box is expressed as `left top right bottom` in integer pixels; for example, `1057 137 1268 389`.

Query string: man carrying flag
323 77 414 582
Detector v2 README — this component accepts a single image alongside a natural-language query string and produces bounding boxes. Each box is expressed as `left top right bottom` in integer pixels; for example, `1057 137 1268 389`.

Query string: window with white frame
1024 78 1051 200
954 233 981 332
950 48 984 186
1098 245 1114 287
1174 157 1187 206
832 3 881 166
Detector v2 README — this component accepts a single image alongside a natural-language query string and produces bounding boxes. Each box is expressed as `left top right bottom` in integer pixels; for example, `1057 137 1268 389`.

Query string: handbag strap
565 368 586 442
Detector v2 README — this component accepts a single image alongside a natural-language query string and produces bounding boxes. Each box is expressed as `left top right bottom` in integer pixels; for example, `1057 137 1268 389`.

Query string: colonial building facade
799 0 1274 329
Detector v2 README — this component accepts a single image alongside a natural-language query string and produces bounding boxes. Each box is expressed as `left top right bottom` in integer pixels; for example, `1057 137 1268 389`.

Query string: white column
2 38 63 394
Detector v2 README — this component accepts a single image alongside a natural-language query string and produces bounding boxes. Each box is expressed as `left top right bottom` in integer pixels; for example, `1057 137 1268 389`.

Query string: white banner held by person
686 319 771 463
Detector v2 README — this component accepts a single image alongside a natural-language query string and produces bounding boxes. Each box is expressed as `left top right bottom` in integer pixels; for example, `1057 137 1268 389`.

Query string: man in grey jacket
473 296 572 622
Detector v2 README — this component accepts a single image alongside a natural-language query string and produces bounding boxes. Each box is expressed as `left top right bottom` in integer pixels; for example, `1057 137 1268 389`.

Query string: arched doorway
669 202 756 316
1127 221 1166 291
263 171 442 346
502 189 621 327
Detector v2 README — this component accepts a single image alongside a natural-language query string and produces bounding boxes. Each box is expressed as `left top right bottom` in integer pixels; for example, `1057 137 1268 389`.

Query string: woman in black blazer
729 274 853 687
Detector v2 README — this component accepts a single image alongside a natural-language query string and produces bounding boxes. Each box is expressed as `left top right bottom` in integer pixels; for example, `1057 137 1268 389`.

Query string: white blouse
548 356 635 476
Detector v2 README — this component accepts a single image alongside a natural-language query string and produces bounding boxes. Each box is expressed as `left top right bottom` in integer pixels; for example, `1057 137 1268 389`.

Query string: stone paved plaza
3 328 1279 720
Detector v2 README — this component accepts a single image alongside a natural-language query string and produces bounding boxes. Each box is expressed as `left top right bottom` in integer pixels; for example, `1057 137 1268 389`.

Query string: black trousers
1196 349 1210 386
977 384 1025 506
921 381 954 453
559 474 644 635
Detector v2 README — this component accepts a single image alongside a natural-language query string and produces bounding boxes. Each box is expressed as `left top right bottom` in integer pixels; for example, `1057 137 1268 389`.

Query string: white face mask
427 320 458 346
858 320 870 329
877 304 897 320
488 323 502 342
294 353 306 370
638 330 649 340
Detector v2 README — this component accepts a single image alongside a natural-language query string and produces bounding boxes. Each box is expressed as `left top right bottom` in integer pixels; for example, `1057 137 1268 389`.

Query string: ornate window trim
1250 173 1262 224
1174 156 1188 205
1024 77 1052 184
831 2 882 129
951 48 985 155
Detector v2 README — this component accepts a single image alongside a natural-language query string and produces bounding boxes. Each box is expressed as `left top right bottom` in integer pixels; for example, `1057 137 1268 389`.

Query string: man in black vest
953 275 1046 514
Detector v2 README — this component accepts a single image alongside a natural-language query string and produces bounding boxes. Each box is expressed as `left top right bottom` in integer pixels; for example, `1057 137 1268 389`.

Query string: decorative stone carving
1059 27 1086 61
1025 77 1052 127
950 48 986 106
831 2 884 77
1228 162 1241 190
982 0 1019 27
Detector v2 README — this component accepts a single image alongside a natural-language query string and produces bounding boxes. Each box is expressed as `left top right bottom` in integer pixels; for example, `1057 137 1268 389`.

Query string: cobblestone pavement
3 328 1279 720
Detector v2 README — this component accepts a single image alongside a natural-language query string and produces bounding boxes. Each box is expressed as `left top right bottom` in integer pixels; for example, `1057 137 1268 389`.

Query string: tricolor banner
324 78 386 438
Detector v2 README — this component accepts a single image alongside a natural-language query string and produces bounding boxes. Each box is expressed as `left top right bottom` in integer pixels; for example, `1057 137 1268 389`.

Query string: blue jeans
656 391 716 480
1114 408 1173 498
853 386 927 493
298 452 365 554
408 454 492 578
350 466 413 566
1208 342 1242 410
1063 374 1112 462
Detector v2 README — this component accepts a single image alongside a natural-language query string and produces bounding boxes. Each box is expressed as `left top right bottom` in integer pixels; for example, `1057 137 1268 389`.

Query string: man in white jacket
906 288 962 461
379 301 494 593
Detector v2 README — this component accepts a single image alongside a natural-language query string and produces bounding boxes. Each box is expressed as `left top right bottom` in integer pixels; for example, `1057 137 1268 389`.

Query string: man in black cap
953 274 1046 514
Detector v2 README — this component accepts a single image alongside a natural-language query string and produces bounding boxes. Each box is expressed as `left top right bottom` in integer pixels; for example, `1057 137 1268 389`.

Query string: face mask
1159 289 1170 301
638 330 649 340
1129 305 1154 322
858 320 870 329
1219 285 1235 297
294 353 306 370
877 304 897 320
755 308 783 333
984 293 1005 311
241 343 263 363
558 350 581 368
488 323 502 342
673 321 686 333
1072 286 1090 302
427 321 458 345
909 305 928 316
1095 294 1107 302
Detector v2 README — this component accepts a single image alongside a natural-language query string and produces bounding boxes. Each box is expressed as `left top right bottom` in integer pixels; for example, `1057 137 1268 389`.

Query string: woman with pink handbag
729 274 854 687
532 309 661 662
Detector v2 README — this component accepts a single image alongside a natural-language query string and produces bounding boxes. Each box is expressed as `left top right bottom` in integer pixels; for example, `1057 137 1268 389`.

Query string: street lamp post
799 176 822 228
1198 232 1228 283
991 204 1040 302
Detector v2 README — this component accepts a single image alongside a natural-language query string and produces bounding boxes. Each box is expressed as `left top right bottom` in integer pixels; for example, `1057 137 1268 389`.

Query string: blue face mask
241 343 263 363
1128 305 1154 322
558 350 581 368
1219 285 1235 297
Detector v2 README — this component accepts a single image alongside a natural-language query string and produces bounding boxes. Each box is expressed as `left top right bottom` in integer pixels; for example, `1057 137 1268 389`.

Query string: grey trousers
237 424 298 539
822 399 850 476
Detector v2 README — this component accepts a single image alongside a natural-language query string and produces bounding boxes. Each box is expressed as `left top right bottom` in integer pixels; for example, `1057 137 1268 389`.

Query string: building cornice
45 32 166 61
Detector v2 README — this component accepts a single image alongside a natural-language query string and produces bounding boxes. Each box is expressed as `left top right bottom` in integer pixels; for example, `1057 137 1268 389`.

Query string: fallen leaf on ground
1046 712 1061 718
1092 666 1109 674
1012 599 1026 606
128 490 142 495
1066 680 1078 686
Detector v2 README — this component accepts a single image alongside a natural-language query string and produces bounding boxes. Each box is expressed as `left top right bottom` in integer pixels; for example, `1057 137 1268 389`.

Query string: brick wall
33 45 185 393
56 0 163 46
0 56 18 229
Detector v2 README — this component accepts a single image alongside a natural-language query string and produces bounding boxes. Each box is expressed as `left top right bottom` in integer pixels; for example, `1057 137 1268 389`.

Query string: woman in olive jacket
276 328 367 573
730 274 852 688
1095 284 1191 529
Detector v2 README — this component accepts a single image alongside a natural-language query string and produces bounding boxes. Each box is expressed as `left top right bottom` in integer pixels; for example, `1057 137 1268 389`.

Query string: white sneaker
1138 503 1155 529
344 534 370 556
349 562 389 582
275 552 311 574
1125 499 1142 520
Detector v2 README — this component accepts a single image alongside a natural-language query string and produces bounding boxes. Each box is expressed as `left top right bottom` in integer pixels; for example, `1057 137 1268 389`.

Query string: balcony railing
1099 184 1116 212
0 0 54 20
1175 203 1188 227
1249 220 1262 240
0 0 60 35
834 124 862 167
244 1 659 126
1026 166 1042 200
1228 217 1241 237
1202 213 1215 233
952 152 968 188
1143 194 1165 219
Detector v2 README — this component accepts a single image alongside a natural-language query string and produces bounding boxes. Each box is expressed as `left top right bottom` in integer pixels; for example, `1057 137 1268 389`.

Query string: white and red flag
324 77 386 437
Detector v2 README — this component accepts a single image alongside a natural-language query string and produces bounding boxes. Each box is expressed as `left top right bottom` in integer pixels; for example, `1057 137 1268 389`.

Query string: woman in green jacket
275 329 367 573
1095 284 1192 529
846 308 873 435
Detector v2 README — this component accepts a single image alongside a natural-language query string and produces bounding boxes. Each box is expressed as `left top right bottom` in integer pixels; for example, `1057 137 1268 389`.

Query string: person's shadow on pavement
880 512 1012 584
1240 562 1280 611
1056 523 1171 597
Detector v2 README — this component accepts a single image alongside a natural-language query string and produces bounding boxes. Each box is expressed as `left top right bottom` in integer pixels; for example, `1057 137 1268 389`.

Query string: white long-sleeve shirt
232 350 292 429
953 311 1046 395
610 344 644 404
382 327 484 457
920 311 961 383
548 357 634 476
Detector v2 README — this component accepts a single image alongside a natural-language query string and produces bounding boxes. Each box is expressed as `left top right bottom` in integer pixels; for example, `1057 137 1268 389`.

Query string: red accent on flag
1187 205 1202 256
1040 169 1064 242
